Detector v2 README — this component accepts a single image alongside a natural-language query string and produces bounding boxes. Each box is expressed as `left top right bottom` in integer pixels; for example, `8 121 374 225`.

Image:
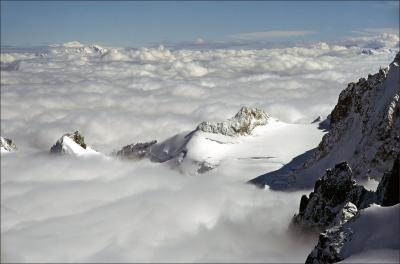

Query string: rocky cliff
251 51 400 189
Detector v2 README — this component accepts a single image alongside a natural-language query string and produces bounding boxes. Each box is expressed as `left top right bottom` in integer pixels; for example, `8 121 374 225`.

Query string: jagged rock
115 140 157 160
310 52 399 180
197 106 270 136
376 154 399 206
305 225 353 264
292 162 375 231
50 131 87 154
0 137 17 152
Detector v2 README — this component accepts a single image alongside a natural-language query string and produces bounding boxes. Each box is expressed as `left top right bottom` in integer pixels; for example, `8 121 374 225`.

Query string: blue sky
1 1 399 47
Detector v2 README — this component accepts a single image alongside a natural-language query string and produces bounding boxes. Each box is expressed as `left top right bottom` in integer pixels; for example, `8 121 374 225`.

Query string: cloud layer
1 39 397 152
1 37 398 262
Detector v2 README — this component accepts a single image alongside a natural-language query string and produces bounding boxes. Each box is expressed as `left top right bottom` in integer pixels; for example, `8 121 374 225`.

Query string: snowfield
1 38 398 262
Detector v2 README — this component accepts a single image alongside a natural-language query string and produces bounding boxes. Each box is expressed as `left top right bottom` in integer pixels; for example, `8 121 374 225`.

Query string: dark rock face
50 131 87 154
376 154 400 206
0 137 17 152
115 140 157 160
292 162 375 231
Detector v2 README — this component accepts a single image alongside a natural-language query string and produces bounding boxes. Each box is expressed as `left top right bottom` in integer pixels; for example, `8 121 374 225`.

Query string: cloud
229 30 316 40
0 41 398 262
342 29 399 49
1 151 317 262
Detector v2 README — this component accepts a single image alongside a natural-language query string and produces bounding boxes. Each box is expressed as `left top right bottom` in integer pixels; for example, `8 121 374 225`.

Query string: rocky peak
197 106 270 136
292 162 375 231
115 140 157 160
0 137 17 152
307 52 399 181
50 131 87 154
251 52 399 191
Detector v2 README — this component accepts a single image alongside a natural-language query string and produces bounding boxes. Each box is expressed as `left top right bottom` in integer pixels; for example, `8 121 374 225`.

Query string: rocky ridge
251 51 400 189
197 106 270 136
306 52 400 180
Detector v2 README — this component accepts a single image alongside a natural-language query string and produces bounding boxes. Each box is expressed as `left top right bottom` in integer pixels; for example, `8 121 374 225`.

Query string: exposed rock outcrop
50 131 87 154
292 162 375 232
49 131 101 157
115 140 157 160
0 137 17 152
197 106 270 136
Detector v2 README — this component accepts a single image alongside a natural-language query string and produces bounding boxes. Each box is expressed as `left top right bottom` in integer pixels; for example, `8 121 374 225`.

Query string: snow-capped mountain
0 137 17 153
114 106 323 178
50 131 102 156
251 52 400 190
282 51 400 263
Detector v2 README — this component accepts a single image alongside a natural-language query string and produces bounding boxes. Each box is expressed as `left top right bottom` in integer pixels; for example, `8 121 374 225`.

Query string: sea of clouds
1 33 398 262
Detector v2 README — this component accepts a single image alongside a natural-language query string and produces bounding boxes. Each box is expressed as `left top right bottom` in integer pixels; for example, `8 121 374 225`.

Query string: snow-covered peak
50 131 100 156
1 137 17 153
197 106 270 136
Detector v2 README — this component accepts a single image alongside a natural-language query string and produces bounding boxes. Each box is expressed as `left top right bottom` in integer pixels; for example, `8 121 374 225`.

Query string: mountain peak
197 106 270 136
50 131 95 156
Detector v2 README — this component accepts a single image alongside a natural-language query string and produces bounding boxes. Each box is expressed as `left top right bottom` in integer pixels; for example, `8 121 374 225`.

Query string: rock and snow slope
305 204 399 264
251 52 400 190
